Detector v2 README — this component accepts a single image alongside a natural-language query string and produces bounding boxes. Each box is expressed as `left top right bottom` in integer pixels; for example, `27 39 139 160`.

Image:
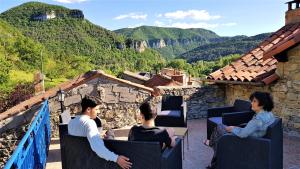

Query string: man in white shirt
68 96 132 169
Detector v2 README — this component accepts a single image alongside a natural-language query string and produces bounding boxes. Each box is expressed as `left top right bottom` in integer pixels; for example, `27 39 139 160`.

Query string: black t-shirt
128 125 172 148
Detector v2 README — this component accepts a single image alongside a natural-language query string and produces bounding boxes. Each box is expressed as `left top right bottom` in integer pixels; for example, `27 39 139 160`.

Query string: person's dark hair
139 102 156 121
249 92 274 111
81 96 98 113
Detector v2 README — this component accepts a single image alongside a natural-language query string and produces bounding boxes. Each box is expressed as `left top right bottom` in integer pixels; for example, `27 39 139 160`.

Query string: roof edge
122 71 150 81
264 30 300 60
203 79 265 86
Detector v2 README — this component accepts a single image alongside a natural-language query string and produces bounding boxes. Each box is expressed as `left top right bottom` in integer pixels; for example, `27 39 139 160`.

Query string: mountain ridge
115 26 272 60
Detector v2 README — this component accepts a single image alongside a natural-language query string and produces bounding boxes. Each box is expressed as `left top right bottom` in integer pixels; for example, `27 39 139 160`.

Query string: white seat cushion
158 110 181 117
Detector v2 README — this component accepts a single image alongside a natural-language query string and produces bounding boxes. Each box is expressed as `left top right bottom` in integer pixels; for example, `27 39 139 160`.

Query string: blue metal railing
4 100 51 169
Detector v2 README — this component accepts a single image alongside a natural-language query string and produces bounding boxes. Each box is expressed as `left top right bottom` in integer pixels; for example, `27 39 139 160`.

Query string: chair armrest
207 106 234 118
162 138 181 158
59 123 69 169
156 101 162 114
217 134 271 169
59 123 68 143
180 102 187 127
222 111 254 126
161 138 182 169
94 116 102 128
104 140 162 169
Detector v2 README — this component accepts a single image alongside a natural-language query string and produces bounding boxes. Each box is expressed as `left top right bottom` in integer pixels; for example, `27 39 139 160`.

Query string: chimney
34 72 45 95
286 0 300 25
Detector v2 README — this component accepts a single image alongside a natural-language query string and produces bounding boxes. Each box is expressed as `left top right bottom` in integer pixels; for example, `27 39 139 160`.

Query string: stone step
46 138 61 169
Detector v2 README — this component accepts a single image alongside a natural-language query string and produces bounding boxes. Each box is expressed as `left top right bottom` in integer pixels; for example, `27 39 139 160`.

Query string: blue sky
0 0 288 36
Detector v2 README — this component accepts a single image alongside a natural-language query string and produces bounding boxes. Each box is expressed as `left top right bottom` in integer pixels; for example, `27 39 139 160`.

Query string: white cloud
154 20 218 29
221 22 237 27
162 10 221 21
156 14 163 18
114 13 147 20
53 0 88 3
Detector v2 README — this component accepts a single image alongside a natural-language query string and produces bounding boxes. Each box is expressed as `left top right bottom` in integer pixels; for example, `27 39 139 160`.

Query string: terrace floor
46 119 300 169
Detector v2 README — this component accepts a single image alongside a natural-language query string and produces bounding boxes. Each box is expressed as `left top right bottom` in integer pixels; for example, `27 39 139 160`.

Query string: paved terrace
46 119 300 169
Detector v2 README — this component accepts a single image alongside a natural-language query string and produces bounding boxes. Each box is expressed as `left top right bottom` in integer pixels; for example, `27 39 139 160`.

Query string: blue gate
4 100 51 169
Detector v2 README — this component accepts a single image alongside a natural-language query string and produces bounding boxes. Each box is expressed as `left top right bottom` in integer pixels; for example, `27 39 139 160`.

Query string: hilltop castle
31 9 84 21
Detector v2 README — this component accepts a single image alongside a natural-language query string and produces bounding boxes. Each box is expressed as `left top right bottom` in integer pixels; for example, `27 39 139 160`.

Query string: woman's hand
166 128 175 137
170 136 178 147
225 126 235 133
116 155 132 169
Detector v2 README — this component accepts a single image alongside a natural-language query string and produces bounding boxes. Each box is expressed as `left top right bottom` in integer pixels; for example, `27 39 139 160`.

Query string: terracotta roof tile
272 37 282 44
262 73 280 85
262 43 275 51
264 23 300 60
209 70 223 78
266 59 278 66
144 74 183 88
207 23 300 85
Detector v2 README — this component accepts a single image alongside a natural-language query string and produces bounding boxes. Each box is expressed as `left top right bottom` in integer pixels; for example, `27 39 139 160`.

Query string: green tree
0 55 11 84
167 59 187 70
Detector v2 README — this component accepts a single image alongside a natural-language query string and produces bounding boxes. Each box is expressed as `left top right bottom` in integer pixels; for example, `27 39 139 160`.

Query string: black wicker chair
155 95 187 127
59 124 182 169
207 99 254 139
216 118 283 169
59 109 72 124
58 115 102 169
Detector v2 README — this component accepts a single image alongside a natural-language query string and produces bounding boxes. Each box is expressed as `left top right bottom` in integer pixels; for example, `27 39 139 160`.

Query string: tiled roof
144 74 182 88
207 23 300 85
0 70 154 121
264 23 300 60
122 71 150 81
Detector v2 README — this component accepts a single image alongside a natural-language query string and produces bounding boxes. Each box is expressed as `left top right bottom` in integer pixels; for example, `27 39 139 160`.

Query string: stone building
144 74 183 88
49 70 154 136
206 0 300 134
0 70 155 137
122 68 193 88
160 68 190 85
121 71 150 85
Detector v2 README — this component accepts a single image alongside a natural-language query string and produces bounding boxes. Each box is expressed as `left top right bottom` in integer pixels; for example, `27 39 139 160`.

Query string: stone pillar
33 72 44 96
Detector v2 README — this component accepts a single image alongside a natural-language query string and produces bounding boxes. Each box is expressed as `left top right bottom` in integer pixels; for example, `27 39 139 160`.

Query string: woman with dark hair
204 92 276 169
128 102 177 149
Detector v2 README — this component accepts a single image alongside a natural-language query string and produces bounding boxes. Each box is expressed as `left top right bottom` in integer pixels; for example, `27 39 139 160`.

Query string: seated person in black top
128 102 177 148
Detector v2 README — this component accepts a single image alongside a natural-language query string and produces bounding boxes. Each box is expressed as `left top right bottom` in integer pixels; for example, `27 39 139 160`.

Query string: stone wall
48 81 227 137
157 85 226 119
223 45 300 134
49 76 152 137
224 84 271 105
0 124 29 168
0 104 42 168
273 45 300 134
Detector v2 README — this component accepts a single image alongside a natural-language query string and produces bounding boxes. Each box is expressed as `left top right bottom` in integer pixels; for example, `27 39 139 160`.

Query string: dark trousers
209 124 227 169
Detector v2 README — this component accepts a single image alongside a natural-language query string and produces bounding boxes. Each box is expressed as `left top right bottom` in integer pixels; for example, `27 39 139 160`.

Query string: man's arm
162 129 177 147
85 119 118 162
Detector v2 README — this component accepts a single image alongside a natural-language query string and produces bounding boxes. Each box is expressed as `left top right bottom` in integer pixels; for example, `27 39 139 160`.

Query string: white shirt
68 115 118 162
